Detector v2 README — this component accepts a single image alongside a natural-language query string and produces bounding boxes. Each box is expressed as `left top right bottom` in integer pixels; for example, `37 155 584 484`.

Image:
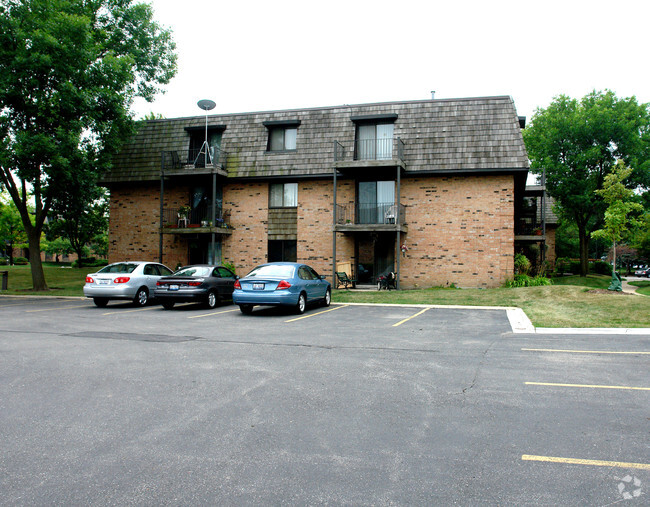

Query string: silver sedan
83 261 174 307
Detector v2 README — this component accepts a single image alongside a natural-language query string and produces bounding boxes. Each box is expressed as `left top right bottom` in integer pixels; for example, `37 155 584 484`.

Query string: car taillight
234 280 241 289
276 280 291 290
113 277 130 284
188 281 202 286
86 276 94 283
156 281 165 286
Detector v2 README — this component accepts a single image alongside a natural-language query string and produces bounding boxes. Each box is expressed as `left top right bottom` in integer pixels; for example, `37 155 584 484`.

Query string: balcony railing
516 215 544 236
162 146 228 171
335 202 406 225
162 207 231 229
334 137 404 162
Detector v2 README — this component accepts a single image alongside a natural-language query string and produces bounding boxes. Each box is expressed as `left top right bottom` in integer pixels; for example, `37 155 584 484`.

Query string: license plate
169 284 179 291
252 283 264 290
98 279 110 285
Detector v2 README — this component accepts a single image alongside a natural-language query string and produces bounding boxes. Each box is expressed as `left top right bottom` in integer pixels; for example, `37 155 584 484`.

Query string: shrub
222 261 237 276
514 253 531 275
504 274 551 288
72 257 108 268
592 260 612 275
13 257 28 265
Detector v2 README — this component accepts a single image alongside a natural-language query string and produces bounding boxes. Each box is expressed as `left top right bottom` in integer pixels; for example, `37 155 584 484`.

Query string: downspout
332 152 337 288
159 154 164 264
211 170 217 264
396 164 401 290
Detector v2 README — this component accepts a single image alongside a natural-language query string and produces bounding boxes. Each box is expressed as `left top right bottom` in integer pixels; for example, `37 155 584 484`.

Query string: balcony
161 206 233 235
161 147 228 176
515 216 545 241
334 202 407 232
334 138 405 171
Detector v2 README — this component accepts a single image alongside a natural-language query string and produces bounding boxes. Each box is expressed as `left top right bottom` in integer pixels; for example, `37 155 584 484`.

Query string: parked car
84 261 174 307
154 264 237 309
232 262 331 315
634 267 650 277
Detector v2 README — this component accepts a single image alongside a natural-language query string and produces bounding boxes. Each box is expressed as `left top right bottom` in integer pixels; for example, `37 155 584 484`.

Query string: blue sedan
233 262 331 314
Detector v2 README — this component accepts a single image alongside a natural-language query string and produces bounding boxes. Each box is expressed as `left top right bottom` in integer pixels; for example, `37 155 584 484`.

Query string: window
263 120 300 152
268 240 297 262
269 183 297 208
358 181 395 224
268 127 297 151
356 123 394 160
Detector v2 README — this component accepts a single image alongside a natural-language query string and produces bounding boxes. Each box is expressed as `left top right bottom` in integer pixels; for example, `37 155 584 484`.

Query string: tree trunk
612 241 617 274
577 225 589 277
27 227 48 290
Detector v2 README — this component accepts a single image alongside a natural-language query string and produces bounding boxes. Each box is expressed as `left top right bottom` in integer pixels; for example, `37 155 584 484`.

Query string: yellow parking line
285 304 348 322
393 308 429 327
188 308 239 319
525 382 650 391
522 348 650 355
522 454 650 470
26 304 91 313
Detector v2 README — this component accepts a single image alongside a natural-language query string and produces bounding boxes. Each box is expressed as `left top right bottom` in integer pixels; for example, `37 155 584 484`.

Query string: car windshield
98 263 139 274
245 265 295 279
173 266 211 277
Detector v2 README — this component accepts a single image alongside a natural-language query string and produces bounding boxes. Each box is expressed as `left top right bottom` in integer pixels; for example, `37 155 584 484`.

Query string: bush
222 261 237 276
13 257 28 265
514 253 531 275
592 260 612 276
504 274 552 288
72 257 108 268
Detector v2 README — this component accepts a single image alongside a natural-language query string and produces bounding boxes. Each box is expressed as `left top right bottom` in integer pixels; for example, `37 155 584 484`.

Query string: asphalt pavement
0 297 648 505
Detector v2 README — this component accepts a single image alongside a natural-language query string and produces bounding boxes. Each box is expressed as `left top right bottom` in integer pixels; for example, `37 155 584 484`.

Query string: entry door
374 234 395 281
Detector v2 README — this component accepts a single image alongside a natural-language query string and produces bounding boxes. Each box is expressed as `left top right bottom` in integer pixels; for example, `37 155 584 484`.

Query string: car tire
93 297 108 308
162 301 175 310
322 288 331 307
206 290 219 309
239 304 253 315
296 292 307 314
133 287 149 307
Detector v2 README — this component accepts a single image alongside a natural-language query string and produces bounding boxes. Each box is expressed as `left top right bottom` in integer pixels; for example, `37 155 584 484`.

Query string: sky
131 0 650 123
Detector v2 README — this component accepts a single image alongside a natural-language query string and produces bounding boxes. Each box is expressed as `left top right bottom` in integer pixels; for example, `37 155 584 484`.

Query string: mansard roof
104 96 529 183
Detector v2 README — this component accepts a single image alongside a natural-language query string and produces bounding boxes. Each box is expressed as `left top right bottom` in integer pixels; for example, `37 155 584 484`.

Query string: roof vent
431 90 436 100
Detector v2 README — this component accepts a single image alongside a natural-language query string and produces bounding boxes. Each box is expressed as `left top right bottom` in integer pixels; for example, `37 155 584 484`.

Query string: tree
0 0 176 289
591 161 644 273
523 90 650 276
46 174 109 267
0 196 28 264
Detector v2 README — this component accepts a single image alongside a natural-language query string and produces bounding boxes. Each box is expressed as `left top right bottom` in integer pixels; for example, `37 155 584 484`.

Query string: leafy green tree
0 196 28 264
43 236 74 263
0 0 176 289
591 161 644 273
46 182 109 267
523 90 650 276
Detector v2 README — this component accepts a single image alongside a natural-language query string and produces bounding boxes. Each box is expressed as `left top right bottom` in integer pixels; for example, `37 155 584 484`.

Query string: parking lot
1 296 648 505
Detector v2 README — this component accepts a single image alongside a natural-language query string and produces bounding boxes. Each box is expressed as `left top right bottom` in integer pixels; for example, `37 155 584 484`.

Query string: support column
395 166 401 290
159 159 164 264
332 162 337 288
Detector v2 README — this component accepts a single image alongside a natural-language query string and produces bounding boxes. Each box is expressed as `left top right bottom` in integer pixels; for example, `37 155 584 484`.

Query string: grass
0 265 648 328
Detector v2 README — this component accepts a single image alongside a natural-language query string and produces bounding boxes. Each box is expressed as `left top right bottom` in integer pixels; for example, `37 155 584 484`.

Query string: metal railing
162 207 231 228
334 137 404 162
516 215 544 236
162 146 228 171
335 202 406 225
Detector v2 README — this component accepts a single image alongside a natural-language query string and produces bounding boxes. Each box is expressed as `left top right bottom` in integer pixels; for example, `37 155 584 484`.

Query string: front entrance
189 236 221 265
356 233 395 285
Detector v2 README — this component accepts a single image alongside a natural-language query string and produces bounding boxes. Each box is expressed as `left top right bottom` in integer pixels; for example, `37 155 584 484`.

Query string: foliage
591 260 613 276
523 90 650 276
504 274 552 288
222 261 237 276
630 212 650 261
555 257 612 276
13 256 28 265
72 257 107 268
591 161 644 272
0 197 27 263
0 0 177 289
42 236 74 261
513 253 531 275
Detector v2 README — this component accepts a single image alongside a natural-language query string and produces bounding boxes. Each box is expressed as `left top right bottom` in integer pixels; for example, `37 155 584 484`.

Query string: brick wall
399 175 514 288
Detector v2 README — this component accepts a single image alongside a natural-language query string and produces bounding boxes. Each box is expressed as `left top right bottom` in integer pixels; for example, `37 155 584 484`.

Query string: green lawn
629 280 650 296
0 265 648 328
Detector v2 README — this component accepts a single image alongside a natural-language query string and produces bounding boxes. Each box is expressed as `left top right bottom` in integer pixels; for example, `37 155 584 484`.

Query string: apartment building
103 96 534 288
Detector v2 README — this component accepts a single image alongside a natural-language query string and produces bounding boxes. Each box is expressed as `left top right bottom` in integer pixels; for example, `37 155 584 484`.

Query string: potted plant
178 205 190 218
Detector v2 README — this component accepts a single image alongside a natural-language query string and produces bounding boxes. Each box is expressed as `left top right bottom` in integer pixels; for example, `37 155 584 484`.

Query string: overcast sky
131 0 650 123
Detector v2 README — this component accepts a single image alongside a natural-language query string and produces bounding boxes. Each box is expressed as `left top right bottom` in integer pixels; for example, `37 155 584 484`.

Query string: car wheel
162 301 175 310
133 287 149 307
93 297 108 308
206 290 219 309
296 292 307 314
322 287 331 307
239 304 253 314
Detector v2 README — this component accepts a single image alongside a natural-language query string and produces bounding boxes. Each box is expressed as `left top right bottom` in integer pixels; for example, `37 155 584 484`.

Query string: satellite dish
197 99 216 111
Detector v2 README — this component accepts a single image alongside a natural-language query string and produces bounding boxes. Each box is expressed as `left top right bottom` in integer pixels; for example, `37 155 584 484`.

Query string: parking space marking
188 308 239 319
522 454 650 470
392 308 430 327
285 304 349 323
523 348 650 355
525 382 650 391
26 304 91 313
